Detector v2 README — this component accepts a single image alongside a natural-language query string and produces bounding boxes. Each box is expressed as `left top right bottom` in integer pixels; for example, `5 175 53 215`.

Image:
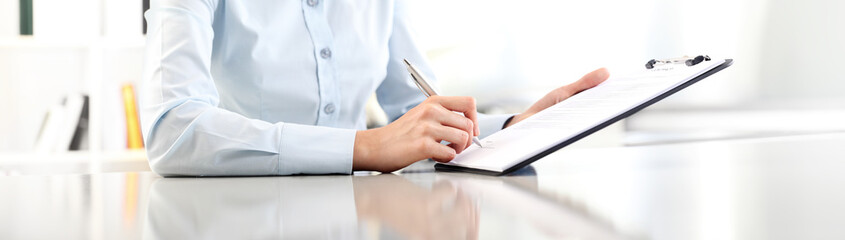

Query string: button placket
302 0 340 126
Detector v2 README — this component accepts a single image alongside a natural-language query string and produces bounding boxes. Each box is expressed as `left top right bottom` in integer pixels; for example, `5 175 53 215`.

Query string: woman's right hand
353 96 480 172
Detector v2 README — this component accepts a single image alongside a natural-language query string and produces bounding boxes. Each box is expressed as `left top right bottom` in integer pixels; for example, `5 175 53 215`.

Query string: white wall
408 0 654 111
408 0 774 110
2 0 844 151
0 0 17 37
32 0 101 39
758 0 845 102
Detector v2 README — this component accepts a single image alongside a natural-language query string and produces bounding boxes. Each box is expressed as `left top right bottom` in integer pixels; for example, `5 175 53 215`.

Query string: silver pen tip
473 137 483 148
403 58 411 65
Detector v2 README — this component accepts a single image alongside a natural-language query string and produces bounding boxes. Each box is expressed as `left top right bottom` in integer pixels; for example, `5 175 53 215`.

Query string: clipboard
435 57 734 176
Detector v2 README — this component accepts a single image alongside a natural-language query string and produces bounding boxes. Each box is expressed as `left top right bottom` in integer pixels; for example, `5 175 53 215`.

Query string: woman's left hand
505 68 610 128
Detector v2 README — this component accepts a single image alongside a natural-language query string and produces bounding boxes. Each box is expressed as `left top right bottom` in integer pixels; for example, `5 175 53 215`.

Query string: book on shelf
143 0 150 34
34 106 63 153
19 0 33 35
69 95 90 150
34 94 89 153
123 83 144 149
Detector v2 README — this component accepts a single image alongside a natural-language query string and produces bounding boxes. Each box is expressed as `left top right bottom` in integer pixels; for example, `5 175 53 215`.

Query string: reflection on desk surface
2 132 845 239
146 174 480 239
145 170 623 240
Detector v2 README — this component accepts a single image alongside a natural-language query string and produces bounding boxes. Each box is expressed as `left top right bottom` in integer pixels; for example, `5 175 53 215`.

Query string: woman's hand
354 96 479 172
352 68 609 172
505 68 610 128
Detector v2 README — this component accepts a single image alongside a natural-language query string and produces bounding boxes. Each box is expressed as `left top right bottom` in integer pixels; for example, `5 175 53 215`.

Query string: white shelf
0 150 150 176
0 0 151 175
0 36 146 49
0 149 147 163
0 34 147 154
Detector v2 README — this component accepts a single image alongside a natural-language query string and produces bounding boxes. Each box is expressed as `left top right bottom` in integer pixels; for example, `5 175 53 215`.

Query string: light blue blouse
141 0 511 176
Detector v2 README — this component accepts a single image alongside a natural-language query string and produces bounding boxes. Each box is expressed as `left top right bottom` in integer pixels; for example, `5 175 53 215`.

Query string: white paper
445 60 727 172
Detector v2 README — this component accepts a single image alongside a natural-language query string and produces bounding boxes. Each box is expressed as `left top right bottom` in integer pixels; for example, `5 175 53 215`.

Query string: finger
429 96 480 136
447 133 472 152
428 106 475 148
447 142 468 155
434 125 470 154
415 104 473 151
429 105 474 133
466 129 473 149
559 67 610 98
421 139 457 162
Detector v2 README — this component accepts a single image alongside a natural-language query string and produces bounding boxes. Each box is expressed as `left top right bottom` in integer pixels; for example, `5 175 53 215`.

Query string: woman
141 0 608 176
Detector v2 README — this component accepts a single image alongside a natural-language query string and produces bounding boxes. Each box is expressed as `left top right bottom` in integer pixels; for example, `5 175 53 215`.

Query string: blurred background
1 0 844 165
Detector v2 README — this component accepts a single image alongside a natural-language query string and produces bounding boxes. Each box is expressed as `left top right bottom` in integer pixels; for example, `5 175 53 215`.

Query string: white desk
2 133 845 239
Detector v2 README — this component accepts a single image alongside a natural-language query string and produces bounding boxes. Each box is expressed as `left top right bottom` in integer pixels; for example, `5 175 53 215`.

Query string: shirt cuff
477 114 515 139
278 123 356 175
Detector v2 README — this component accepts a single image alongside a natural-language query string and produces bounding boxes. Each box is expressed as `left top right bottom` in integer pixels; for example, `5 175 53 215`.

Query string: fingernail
598 68 610 79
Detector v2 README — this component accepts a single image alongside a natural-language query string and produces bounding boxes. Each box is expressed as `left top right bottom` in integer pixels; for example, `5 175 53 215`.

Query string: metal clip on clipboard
645 55 711 69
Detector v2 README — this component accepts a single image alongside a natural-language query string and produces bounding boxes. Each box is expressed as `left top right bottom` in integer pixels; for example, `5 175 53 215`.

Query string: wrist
502 115 516 129
505 112 535 128
353 130 375 171
505 113 525 128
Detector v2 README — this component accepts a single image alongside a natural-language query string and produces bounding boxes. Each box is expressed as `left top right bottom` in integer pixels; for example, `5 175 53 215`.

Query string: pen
403 58 484 148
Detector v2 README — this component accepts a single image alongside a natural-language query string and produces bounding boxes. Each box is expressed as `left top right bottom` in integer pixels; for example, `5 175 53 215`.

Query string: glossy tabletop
3 133 845 240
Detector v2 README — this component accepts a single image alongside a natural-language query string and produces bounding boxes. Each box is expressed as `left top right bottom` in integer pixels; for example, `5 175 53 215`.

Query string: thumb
515 68 611 127
550 68 610 104
567 67 610 96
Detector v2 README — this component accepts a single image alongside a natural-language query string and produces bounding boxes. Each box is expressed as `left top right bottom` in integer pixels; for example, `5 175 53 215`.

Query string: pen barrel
404 59 439 97
404 59 482 147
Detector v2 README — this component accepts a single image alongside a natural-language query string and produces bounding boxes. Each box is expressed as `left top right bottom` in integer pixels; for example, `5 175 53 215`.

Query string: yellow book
122 83 144 149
